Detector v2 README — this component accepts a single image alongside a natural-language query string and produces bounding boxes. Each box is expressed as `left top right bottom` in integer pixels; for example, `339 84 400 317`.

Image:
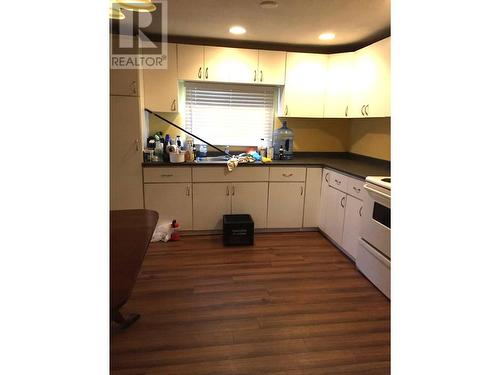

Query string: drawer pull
161 174 174 177
334 179 341 185
353 186 361 193
282 173 294 177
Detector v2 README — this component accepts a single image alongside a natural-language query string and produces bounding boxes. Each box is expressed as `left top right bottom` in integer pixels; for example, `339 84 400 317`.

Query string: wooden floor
111 232 390 375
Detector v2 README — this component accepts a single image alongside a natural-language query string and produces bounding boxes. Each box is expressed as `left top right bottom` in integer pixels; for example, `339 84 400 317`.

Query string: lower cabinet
341 195 363 259
267 182 305 228
324 185 347 243
144 183 193 230
231 182 268 229
193 183 232 230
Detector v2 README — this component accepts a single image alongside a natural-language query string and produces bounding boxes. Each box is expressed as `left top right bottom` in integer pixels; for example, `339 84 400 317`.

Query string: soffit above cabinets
110 0 390 53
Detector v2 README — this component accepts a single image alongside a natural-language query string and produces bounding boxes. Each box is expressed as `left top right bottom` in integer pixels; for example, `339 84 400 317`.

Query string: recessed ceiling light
260 0 279 9
319 32 336 41
229 26 246 35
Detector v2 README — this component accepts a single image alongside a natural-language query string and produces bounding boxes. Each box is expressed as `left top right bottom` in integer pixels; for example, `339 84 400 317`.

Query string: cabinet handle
135 139 140 151
325 172 330 183
260 70 263 82
359 206 363 217
198 67 202 79
171 99 176 111
282 173 294 177
130 80 137 95
205 67 208 79
300 186 304 196
365 104 369 116
232 185 235 196
186 186 190 196
353 186 361 193
361 105 365 116
226 185 230 196
253 70 257 82
340 196 346 208
285 105 288 116
345 105 349 117
161 174 173 177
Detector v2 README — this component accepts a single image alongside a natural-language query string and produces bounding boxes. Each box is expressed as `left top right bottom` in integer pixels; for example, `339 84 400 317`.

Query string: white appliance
357 176 391 298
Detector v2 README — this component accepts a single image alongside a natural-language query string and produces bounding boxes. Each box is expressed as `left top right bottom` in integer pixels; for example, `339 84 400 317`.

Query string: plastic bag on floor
151 221 173 242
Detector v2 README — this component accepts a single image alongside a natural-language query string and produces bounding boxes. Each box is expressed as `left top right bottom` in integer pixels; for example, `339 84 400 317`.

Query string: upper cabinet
204 47 258 83
177 44 286 85
257 50 286 85
324 52 355 118
110 34 142 97
280 52 328 117
351 37 390 118
177 44 205 81
143 43 178 112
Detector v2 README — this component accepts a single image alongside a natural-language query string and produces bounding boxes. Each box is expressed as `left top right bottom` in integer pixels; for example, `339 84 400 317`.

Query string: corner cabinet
143 43 179 112
280 52 328 117
324 52 355 118
351 37 391 118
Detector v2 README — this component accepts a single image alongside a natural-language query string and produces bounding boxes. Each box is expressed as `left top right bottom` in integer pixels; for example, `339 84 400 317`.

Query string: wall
349 117 391 160
274 118 350 152
147 112 390 160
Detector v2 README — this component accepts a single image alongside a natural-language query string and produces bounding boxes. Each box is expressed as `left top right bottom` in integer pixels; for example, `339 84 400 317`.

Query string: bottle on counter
175 135 182 149
165 134 171 146
154 140 164 162
278 145 285 160
258 138 266 158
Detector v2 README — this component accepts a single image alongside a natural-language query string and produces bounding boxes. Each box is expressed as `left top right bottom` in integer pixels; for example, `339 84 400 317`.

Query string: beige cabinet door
177 44 204 81
143 43 179 112
231 182 269 229
351 37 390 118
341 195 363 259
324 52 355 118
110 96 144 209
144 183 193 230
366 37 390 117
319 169 330 232
267 182 305 228
303 168 322 227
327 187 347 244
258 50 286 85
281 52 328 117
110 68 141 96
204 46 259 83
192 183 231 230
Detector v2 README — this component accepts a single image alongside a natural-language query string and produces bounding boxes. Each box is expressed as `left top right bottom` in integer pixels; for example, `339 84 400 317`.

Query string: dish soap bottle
272 121 294 160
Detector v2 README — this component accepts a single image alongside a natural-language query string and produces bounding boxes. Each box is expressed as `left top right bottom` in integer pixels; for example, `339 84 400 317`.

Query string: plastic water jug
272 121 294 159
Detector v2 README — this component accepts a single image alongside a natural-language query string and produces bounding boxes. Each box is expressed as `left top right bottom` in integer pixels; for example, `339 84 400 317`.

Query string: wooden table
110 209 158 329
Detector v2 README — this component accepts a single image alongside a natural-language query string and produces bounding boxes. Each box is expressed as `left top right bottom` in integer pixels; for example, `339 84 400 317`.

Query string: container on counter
272 121 294 160
169 151 185 163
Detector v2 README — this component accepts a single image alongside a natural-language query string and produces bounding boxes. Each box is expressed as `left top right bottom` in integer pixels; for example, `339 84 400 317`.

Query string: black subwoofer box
223 214 254 246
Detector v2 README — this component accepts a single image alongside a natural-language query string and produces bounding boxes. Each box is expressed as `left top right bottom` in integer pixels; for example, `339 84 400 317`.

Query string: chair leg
112 310 140 329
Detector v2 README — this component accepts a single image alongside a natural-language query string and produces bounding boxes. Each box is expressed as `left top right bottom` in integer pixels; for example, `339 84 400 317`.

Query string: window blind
185 82 275 147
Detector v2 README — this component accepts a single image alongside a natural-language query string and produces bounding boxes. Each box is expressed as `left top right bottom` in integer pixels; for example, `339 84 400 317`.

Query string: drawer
324 169 347 192
269 167 306 182
192 166 269 182
346 176 364 199
143 167 192 183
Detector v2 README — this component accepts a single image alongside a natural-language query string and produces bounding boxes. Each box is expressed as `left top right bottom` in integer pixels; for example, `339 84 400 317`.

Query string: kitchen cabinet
193 183 232 230
319 169 347 244
144 183 193 230
280 52 328 117
204 46 258 83
324 52 355 118
257 50 286 85
110 34 142 97
341 195 363 259
351 37 390 118
110 96 144 210
267 182 305 228
231 182 268 228
143 43 179 112
303 168 322 227
177 44 204 81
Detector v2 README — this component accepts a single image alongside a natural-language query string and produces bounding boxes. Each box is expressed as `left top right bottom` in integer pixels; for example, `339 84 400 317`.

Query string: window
184 82 275 147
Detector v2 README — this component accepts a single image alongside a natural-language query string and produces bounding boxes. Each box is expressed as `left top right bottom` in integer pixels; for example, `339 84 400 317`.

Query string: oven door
361 182 391 258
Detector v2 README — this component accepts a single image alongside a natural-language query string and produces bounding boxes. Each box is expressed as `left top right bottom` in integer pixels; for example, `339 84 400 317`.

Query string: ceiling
112 0 390 52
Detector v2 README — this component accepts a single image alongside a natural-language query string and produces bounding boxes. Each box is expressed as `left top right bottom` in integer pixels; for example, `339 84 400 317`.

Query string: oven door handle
364 184 391 200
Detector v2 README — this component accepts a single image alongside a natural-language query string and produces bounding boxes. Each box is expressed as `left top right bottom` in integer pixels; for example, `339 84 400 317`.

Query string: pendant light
115 0 156 13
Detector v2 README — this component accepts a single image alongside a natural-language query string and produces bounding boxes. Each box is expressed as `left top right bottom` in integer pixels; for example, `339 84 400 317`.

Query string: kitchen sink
194 155 231 163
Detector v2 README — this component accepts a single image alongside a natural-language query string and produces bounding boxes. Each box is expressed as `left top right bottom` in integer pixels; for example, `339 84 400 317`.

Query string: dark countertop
142 152 390 179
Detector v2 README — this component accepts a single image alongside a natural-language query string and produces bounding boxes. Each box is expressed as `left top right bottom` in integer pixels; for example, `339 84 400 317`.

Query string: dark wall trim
110 24 390 54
